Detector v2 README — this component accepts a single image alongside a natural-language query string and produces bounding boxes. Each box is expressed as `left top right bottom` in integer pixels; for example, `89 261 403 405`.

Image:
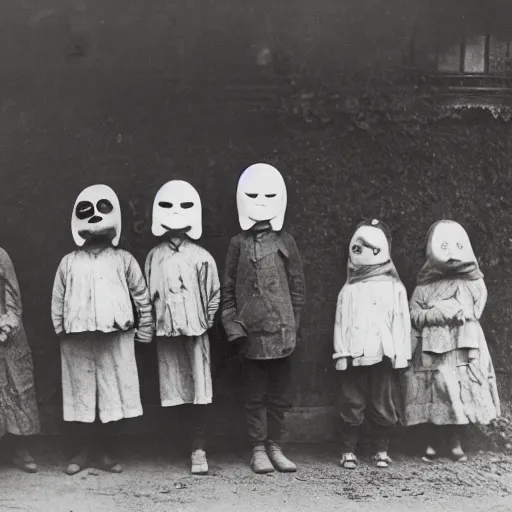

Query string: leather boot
250 445 274 474
266 441 297 473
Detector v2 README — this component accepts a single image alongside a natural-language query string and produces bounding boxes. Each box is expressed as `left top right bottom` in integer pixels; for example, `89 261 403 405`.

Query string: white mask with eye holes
349 224 390 267
71 184 122 247
151 180 202 240
428 220 476 266
236 163 287 231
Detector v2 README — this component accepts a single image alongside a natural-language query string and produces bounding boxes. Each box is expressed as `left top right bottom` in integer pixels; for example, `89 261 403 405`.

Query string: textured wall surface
1 0 510 440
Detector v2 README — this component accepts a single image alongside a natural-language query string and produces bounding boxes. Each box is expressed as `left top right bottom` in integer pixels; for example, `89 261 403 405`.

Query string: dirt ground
2 441 512 512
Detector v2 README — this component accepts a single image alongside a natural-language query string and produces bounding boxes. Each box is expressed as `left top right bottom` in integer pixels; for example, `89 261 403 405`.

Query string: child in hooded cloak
403 220 500 462
333 219 411 469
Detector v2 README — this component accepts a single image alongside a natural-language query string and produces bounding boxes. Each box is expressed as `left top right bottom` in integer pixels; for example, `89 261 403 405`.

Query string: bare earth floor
2 442 512 512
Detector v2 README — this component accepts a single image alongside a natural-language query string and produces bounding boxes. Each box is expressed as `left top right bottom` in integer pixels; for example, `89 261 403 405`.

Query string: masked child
333 219 411 469
51 184 153 475
221 163 306 474
403 220 500 462
145 180 220 475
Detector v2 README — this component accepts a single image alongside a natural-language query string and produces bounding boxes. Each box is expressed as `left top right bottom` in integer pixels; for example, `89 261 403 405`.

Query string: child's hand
0 323 13 343
134 329 153 344
335 358 348 371
0 325 11 343
453 310 465 325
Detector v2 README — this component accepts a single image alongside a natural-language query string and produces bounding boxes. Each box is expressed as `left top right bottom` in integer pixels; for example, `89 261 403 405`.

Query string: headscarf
346 219 401 285
416 220 484 285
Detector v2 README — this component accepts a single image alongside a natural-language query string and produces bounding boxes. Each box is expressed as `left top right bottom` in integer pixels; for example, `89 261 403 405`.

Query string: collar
166 236 189 252
250 221 273 235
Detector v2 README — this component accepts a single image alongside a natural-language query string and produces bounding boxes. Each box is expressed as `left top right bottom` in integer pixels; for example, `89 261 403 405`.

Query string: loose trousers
338 360 402 453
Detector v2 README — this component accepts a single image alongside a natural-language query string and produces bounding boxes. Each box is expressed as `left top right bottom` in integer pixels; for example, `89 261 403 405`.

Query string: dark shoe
191 449 208 475
266 442 297 473
98 452 122 473
12 449 38 474
65 451 89 476
250 445 274 474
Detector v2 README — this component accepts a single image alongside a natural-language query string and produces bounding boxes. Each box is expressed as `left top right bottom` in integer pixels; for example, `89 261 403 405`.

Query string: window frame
434 34 511 76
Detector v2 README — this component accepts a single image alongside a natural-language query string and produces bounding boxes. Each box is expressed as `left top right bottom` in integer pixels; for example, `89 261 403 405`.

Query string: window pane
489 35 509 74
464 35 486 73
438 42 461 72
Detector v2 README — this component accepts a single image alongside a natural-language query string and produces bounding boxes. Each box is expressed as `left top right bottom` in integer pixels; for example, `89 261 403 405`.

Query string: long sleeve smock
333 280 411 369
51 247 153 342
144 239 221 338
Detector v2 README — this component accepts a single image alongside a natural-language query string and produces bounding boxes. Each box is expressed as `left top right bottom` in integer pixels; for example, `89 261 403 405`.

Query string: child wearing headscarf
403 220 500 462
333 219 411 469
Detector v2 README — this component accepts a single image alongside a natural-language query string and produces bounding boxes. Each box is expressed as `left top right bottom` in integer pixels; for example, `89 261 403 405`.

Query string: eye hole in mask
158 202 173 208
265 194 276 198
246 193 258 199
76 201 94 220
96 199 113 214
180 202 194 209
351 245 362 255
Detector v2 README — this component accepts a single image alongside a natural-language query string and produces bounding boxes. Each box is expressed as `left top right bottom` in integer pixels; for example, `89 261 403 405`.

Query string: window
408 4 512 113
435 34 511 75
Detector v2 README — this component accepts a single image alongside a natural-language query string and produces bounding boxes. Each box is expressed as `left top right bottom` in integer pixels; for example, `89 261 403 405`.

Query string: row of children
0 163 500 477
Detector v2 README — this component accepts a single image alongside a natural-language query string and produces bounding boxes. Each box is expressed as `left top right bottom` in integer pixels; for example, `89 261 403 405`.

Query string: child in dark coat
221 164 306 474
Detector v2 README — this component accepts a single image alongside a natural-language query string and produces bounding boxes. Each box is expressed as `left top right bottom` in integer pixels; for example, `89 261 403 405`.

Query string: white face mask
236 163 287 231
428 221 476 266
151 180 202 240
349 225 390 266
71 184 122 247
